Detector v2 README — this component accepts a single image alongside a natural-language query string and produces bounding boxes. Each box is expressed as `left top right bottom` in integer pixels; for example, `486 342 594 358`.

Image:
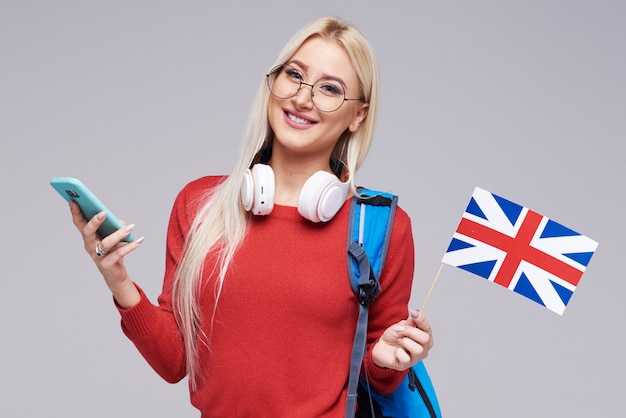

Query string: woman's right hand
70 200 144 309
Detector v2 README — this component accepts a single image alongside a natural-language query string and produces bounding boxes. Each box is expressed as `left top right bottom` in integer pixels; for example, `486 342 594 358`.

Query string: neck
269 151 335 207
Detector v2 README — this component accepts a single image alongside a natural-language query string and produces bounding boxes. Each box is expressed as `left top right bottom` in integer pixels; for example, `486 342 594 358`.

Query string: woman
70 16 433 417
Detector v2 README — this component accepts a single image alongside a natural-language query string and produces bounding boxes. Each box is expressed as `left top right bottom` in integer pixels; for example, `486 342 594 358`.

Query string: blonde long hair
173 16 381 389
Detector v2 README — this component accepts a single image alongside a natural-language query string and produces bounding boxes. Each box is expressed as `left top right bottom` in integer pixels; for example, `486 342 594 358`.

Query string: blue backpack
345 188 442 418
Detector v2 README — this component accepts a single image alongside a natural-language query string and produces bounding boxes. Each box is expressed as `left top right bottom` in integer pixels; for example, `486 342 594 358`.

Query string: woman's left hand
371 309 433 371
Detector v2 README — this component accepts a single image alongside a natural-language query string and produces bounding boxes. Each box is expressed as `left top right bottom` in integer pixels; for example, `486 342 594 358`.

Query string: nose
293 81 315 109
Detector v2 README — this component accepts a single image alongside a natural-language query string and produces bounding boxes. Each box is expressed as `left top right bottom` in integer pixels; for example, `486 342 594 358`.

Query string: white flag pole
420 263 444 313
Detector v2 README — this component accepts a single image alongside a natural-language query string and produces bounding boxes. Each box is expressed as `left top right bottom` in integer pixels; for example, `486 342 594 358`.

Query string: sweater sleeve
117 177 216 383
362 205 416 395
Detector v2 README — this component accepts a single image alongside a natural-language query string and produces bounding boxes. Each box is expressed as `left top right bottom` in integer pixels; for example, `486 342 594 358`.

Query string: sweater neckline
261 199 351 221
267 203 302 220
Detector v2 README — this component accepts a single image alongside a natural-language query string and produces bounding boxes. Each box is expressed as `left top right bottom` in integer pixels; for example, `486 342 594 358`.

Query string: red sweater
118 176 415 417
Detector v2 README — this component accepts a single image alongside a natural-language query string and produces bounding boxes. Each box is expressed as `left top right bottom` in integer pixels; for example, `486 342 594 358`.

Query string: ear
348 103 369 133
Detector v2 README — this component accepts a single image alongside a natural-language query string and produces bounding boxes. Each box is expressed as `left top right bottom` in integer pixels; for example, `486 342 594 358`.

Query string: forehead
288 37 358 85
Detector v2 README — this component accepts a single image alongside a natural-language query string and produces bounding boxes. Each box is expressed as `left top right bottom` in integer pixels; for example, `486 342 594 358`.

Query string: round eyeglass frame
265 63 365 113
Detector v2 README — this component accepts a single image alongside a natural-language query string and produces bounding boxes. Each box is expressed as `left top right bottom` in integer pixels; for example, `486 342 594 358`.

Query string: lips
284 110 318 128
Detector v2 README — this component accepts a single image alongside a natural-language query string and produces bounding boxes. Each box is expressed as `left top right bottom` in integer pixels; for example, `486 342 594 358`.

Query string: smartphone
50 177 134 242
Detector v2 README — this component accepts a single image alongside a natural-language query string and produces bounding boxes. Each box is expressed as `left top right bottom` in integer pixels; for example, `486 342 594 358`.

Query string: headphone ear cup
241 168 255 211
298 171 349 223
241 164 275 215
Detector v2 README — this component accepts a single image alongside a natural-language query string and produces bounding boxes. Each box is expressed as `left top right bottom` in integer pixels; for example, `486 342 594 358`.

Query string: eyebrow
287 59 349 89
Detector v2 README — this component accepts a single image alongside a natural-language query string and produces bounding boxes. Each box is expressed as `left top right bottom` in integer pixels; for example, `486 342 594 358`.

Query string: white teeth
287 112 312 124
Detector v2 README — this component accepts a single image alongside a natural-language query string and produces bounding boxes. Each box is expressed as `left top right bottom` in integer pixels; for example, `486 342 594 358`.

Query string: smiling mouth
285 111 316 125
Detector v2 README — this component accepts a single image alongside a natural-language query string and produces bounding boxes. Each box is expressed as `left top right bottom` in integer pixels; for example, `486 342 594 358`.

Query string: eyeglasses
266 63 365 113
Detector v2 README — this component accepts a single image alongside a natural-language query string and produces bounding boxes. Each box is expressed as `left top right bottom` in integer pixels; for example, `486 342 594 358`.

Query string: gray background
1 1 624 417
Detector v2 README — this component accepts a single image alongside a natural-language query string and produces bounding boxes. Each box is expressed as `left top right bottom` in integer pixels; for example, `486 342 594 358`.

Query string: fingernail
136 236 145 245
96 211 106 220
124 223 136 232
408 309 420 319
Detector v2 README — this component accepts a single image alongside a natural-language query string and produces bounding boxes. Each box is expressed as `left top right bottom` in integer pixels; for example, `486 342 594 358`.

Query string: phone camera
65 189 80 198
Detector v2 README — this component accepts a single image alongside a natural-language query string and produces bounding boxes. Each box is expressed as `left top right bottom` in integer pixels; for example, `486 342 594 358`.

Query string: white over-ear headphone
241 163 350 223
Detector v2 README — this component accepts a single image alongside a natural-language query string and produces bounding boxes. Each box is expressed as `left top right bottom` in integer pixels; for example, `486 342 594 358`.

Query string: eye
284 67 304 82
315 79 344 97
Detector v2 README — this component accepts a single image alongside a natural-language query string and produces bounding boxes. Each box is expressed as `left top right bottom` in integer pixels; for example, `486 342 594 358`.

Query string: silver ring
95 242 107 257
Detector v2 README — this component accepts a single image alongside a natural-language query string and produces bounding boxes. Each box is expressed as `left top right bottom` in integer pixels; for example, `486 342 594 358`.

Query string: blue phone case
50 177 134 242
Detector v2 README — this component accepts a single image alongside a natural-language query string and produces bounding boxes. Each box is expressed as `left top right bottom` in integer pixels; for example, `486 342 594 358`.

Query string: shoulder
174 175 227 205
388 203 413 251
393 204 412 228
169 175 228 221
166 175 228 236
178 175 227 196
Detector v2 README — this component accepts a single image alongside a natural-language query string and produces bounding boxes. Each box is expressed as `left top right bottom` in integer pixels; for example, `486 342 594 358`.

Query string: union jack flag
442 187 598 315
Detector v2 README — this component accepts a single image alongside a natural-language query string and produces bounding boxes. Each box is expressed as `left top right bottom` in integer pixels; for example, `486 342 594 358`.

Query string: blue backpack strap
345 188 441 418
345 187 397 417
347 188 397 295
